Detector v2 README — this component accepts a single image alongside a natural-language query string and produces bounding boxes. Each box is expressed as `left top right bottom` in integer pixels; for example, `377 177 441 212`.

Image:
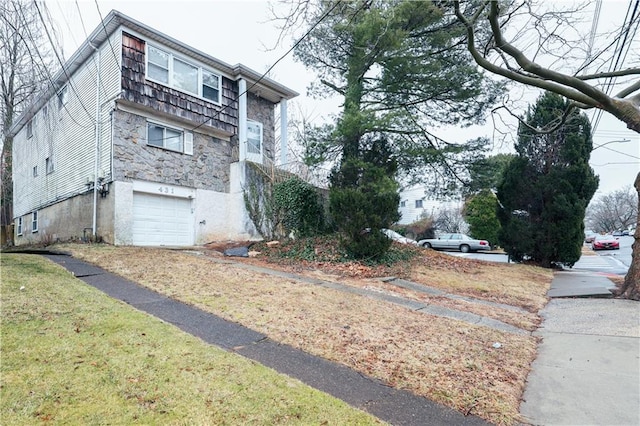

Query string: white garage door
132 192 194 246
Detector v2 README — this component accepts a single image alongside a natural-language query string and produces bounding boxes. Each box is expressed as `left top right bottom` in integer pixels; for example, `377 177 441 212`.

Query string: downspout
91 45 101 238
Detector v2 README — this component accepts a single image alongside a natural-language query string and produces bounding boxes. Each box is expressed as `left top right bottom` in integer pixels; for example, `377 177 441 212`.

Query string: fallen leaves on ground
60 241 552 425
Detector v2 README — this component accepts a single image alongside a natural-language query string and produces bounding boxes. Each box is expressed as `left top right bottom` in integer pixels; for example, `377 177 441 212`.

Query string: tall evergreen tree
497 92 599 267
281 0 503 258
289 0 504 186
463 190 500 246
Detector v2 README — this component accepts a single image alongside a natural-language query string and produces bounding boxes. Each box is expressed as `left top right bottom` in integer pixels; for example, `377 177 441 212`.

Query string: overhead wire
32 0 96 124
7 2 93 129
591 0 639 133
189 0 343 135
93 0 122 68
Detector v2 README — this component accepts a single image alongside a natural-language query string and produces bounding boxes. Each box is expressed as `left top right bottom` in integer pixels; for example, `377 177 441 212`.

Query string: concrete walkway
520 270 640 425
42 252 489 426
37 250 639 425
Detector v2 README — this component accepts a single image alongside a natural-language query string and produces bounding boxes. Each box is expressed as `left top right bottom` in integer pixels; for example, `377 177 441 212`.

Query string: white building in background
397 186 463 225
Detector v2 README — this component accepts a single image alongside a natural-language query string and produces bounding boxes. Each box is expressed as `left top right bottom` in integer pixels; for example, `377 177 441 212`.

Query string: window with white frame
147 45 169 84
46 157 54 174
57 86 68 109
16 217 23 236
33 166 38 177
31 211 38 233
202 70 220 103
146 45 222 104
400 200 406 208
415 199 423 208
146 121 193 154
247 120 262 155
173 58 198 94
27 118 34 138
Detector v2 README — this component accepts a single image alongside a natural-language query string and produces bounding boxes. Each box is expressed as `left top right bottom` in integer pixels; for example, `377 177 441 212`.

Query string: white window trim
31 211 38 233
246 120 263 155
17 217 23 236
145 44 222 105
146 120 193 155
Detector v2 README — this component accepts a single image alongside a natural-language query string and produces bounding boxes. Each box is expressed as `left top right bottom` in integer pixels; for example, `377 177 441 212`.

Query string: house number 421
158 186 174 194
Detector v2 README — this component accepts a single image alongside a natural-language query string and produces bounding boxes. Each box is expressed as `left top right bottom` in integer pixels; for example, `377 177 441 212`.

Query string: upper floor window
31 211 38 233
27 118 34 138
33 166 38 177
146 45 221 104
146 121 193 155
148 45 169 84
16 217 23 236
46 157 54 174
415 199 423 208
400 200 406 208
202 70 220 102
57 86 68 109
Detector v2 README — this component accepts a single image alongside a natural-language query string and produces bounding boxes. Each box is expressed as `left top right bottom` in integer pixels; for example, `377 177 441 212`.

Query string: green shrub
273 177 326 238
329 158 400 260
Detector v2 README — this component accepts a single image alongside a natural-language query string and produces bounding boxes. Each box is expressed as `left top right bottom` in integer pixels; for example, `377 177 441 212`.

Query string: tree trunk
616 171 640 300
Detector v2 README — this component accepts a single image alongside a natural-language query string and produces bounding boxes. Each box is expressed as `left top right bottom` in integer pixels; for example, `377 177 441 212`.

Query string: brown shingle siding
120 32 239 135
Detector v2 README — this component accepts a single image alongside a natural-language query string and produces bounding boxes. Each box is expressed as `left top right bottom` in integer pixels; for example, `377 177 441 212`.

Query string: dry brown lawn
58 243 553 425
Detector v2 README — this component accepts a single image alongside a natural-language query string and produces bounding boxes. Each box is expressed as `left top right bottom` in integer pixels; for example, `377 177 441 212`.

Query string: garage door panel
132 192 194 246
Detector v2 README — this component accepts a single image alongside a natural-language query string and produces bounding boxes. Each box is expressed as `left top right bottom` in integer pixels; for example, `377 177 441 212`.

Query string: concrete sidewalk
36 250 639 425
41 252 490 426
520 270 640 425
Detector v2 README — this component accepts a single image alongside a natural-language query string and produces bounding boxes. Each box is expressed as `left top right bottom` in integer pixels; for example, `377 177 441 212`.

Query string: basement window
31 211 38 233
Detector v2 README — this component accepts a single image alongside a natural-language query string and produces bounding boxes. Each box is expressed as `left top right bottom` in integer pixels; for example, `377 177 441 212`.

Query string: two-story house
10 10 297 247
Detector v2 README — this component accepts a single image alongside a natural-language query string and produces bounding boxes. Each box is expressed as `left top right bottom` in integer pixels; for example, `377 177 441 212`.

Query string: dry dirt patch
60 243 550 425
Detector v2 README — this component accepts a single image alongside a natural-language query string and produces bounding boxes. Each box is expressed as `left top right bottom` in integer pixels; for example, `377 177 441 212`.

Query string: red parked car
591 234 620 251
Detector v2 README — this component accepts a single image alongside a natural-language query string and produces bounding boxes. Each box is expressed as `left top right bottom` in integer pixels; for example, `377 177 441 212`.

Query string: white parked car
418 233 490 253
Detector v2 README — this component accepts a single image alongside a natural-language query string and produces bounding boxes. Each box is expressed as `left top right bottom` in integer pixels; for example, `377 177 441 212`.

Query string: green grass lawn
1 254 381 425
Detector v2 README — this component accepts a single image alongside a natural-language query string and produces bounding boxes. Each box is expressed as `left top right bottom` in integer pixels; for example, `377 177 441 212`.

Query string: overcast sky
47 0 639 196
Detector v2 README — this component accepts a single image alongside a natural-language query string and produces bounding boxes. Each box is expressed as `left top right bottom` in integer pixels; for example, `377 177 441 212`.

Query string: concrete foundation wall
14 191 97 245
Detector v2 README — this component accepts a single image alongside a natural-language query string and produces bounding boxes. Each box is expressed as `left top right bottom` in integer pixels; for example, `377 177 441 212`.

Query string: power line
5 2 92 129
93 0 121 68
591 0 639 133
189 0 342 135
32 0 96 124
592 144 640 159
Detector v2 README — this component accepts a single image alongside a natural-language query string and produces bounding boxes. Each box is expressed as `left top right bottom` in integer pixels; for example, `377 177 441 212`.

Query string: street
442 236 633 276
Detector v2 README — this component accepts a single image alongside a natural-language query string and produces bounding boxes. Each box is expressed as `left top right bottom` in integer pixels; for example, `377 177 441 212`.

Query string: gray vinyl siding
98 30 122 180
12 32 121 218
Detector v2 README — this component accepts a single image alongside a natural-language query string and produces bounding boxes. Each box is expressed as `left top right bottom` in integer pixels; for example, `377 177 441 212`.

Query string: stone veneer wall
112 109 233 192
247 93 276 162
